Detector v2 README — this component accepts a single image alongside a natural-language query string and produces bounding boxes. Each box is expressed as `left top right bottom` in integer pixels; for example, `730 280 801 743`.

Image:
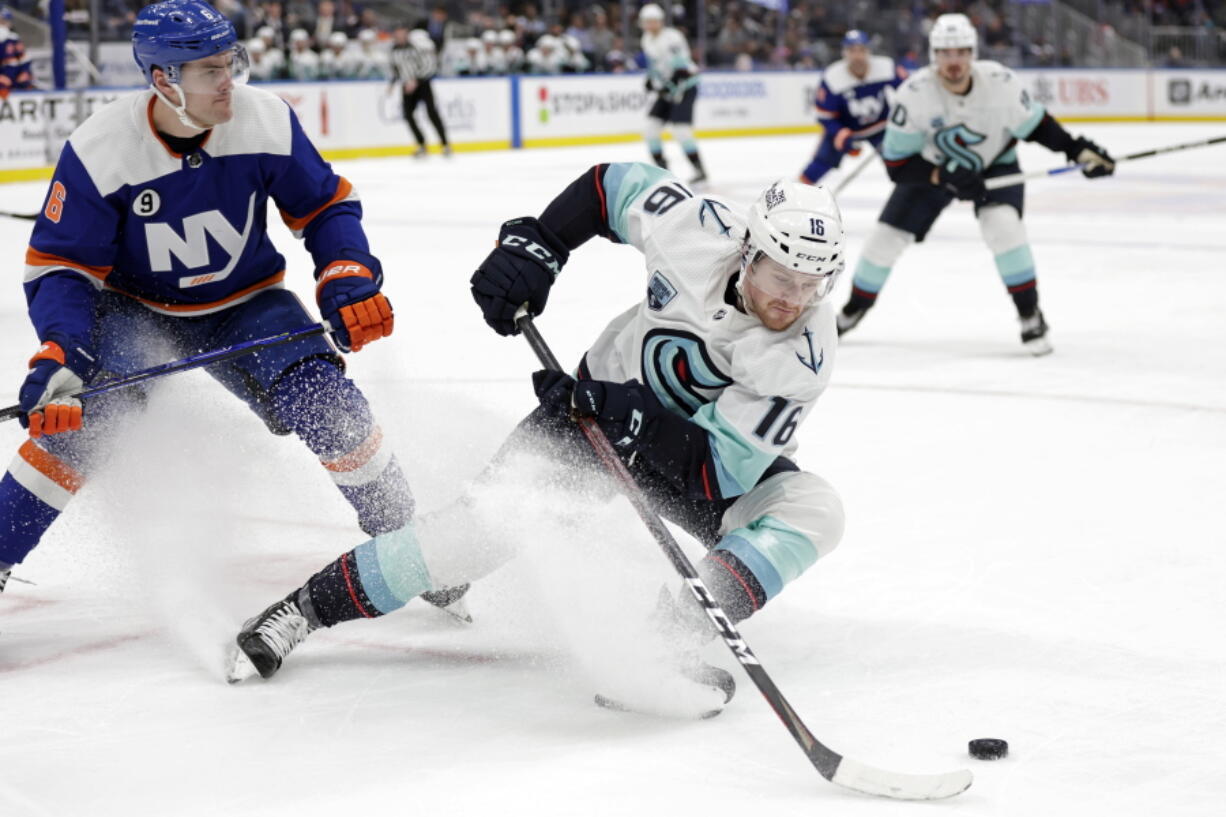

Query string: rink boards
2 68 1225 181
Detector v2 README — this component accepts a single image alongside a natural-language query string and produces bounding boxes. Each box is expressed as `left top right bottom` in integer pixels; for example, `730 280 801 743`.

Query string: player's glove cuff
937 163 987 201
315 249 393 352
1068 136 1115 178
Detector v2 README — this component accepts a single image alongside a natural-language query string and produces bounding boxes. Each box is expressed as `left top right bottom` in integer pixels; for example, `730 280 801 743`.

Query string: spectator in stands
313 0 341 47
246 36 281 80
604 35 629 72
287 27 321 80
322 30 365 78
589 8 615 67
356 27 390 79
499 28 525 72
0 4 33 97
1164 44 1189 67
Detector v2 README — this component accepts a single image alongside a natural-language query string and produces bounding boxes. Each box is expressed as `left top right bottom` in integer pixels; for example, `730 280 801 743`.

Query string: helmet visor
746 254 839 308
176 44 250 93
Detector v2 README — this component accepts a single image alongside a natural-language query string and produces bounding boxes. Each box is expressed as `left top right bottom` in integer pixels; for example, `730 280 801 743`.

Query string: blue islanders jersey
1 32 33 92
23 85 370 351
814 55 907 141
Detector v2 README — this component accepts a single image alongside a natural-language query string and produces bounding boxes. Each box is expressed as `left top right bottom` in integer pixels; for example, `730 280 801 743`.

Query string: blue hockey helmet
132 0 239 85
841 29 871 48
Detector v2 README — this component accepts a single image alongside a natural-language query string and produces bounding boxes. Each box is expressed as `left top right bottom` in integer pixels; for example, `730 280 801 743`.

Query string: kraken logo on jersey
934 124 987 172
641 328 733 417
144 192 258 288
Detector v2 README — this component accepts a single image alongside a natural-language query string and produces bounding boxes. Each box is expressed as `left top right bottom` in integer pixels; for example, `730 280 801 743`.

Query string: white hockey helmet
498 29 516 46
247 36 266 55
536 34 558 51
328 31 348 48
741 181 845 302
928 13 977 62
481 29 498 44
358 27 376 43
638 3 665 23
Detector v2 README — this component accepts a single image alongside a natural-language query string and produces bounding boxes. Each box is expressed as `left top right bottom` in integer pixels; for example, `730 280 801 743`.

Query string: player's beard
744 284 803 331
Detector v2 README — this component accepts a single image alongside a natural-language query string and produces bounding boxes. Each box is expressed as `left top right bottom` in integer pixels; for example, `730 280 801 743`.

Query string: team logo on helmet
763 184 787 211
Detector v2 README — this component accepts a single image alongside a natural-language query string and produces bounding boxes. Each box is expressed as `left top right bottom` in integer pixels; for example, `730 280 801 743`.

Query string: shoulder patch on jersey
647 270 678 311
698 198 735 237
795 327 824 375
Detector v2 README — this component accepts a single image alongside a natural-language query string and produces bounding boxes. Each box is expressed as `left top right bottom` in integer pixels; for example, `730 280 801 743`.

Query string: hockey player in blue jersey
0 0 444 603
0 5 34 98
799 30 907 186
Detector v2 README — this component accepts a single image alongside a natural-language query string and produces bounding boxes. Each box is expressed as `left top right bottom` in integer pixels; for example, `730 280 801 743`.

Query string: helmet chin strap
151 82 211 133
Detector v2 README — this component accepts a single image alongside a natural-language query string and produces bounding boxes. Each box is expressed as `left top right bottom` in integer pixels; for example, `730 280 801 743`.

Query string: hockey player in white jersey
639 4 707 183
228 164 847 715
838 13 1115 354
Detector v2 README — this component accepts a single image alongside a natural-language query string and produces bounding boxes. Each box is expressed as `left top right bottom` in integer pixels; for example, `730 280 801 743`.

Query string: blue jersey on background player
0 1 424 596
799 30 908 185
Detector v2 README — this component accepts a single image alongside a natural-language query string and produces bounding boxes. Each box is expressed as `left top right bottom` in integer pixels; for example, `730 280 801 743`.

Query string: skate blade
225 646 260 685
437 597 473 624
1024 337 1054 356
595 692 724 720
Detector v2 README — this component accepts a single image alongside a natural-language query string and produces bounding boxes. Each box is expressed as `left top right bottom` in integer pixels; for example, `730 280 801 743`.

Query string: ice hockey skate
593 588 736 719
419 582 473 623
0 566 11 593
226 593 317 683
1019 310 1052 356
594 654 735 720
837 304 868 336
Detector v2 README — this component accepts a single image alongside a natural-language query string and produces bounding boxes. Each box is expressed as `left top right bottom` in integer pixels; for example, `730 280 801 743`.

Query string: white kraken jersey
882 60 1046 171
581 164 837 496
641 27 698 90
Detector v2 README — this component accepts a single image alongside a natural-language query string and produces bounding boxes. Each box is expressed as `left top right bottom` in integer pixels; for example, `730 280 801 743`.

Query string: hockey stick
985 134 1226 190
1 210 39 221
832 145 878 195
0 322 330 424
515 308 972 801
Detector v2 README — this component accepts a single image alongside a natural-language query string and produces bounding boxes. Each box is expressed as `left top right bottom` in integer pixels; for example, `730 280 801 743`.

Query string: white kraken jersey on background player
883 60 1046 173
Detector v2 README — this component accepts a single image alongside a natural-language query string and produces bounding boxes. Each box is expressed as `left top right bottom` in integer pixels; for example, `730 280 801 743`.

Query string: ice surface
1 124 1224 816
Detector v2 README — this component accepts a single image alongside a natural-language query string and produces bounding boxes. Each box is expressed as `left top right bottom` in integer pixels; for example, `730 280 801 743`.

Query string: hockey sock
0 441 81 565
303 525 433 627
685 150 705 173
269 358 414 536
697 549 765 625
650 150 668 169
1010 282 1039 318
994 245 1039 317
843 284 878 314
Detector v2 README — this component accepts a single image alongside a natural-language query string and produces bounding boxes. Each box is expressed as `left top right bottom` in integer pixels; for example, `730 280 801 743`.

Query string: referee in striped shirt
390 24 451 157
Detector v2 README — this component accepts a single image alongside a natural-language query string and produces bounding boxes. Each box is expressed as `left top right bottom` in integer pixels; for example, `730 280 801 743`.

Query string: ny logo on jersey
934 124 988 173
846 94 883 124
144 192 258 288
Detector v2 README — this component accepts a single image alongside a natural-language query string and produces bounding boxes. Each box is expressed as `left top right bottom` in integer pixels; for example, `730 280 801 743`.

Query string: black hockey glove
937 163 987 202
531 368 576 413
470 217 569 336
1066 136 1115 178
571 378 658 451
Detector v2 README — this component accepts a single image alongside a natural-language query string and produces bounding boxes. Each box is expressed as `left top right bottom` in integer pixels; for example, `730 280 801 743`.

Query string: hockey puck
968 738 1009 760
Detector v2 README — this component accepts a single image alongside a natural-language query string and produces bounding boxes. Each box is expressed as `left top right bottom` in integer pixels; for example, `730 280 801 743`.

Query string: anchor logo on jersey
698 198 734 237
934 124 988 172
795 327 824 375
641 328 733 416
